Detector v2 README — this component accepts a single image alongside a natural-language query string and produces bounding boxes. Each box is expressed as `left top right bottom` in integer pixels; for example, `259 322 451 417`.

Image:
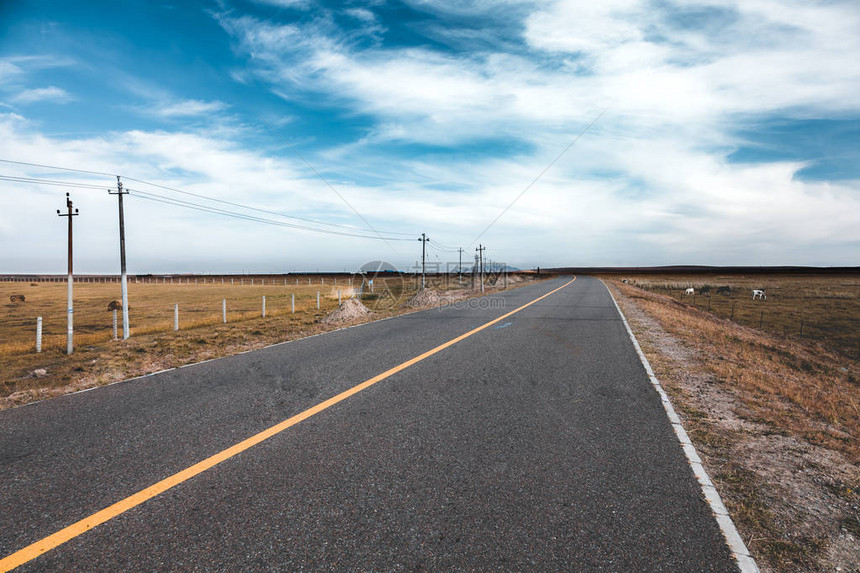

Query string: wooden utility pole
476 244 486 293
109 176 130 339
57 193 79 354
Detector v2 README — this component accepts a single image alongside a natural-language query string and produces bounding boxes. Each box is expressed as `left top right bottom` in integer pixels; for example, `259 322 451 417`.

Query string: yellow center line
0 276 576 572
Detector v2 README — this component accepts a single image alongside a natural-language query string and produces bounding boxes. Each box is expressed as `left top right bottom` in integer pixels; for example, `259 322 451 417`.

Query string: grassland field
0 272 527 407
605 272 859 572
618 272 860 361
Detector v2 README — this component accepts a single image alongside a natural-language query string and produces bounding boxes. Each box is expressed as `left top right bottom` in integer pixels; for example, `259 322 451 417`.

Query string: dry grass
623 272 860 360
0 273 538 408
607 276 859 572
632 289 857 461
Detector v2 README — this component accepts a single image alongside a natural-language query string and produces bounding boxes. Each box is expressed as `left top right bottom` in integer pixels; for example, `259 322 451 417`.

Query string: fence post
317 291 320 309
36 317 42 353
174 304 179 331
223 299 227 323
262 295 266 317
291 293 295 313
338 289 342 305
759 310 763 329
113 309 118 340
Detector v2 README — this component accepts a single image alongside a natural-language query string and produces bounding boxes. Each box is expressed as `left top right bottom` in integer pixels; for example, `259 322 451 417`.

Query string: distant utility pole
476 244 486 293
458 247 464 282
109 176 130 339
57 193 79 355
418 233 430 289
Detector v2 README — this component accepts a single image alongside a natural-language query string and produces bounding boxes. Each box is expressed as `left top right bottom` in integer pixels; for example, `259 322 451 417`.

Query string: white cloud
250 0 311 8
344 8 377 24
144 99 230 118
2 1 858 271
11 86 73 104
0 61 24 83
206 2 860 266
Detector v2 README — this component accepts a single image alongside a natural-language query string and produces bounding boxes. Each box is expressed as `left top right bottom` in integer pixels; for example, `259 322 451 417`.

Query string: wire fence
627 278 860 360
0 272 509 355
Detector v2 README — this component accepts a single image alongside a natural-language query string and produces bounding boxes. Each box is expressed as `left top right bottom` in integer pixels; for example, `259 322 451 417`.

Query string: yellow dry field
1 279 353 355
0 273 527 407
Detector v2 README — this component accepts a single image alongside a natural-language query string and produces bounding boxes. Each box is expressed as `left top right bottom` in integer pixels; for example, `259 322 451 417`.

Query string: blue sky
1 0 858 273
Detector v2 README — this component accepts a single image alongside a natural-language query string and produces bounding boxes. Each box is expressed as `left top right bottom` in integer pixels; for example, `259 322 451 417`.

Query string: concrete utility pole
458 247 464 283
57 193 79 355
109 176 130 339
476 244 486 293
418 233 430 289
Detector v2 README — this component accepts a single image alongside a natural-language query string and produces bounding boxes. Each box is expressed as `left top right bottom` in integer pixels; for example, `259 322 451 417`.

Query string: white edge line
601 279 760 573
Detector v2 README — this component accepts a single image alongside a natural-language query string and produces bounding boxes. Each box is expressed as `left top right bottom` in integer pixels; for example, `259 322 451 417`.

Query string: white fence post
262 295 266 317
222 299 227 323
174 304 179 331
36 317 42 353
317 291 320 309
338 289 341 305
291 293 295 313
112 309 118 340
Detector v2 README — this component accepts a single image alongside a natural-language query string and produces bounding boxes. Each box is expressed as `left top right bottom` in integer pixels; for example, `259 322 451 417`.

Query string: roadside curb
602 280 760 573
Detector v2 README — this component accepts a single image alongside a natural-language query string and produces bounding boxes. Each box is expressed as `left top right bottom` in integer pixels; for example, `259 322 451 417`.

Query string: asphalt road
0 275 736 571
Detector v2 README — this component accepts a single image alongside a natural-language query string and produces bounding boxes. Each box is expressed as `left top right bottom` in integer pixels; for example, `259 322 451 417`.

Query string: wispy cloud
0 61 24 83
12 86 73 104
145 99 230 118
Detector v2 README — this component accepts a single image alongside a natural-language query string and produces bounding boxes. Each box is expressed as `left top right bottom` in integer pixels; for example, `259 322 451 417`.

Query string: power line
0 175 107 190
0 158 116 178
471 109 606 245
0 157 414 237
254 115 403 251
128 188 414 241
123 175 413 237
